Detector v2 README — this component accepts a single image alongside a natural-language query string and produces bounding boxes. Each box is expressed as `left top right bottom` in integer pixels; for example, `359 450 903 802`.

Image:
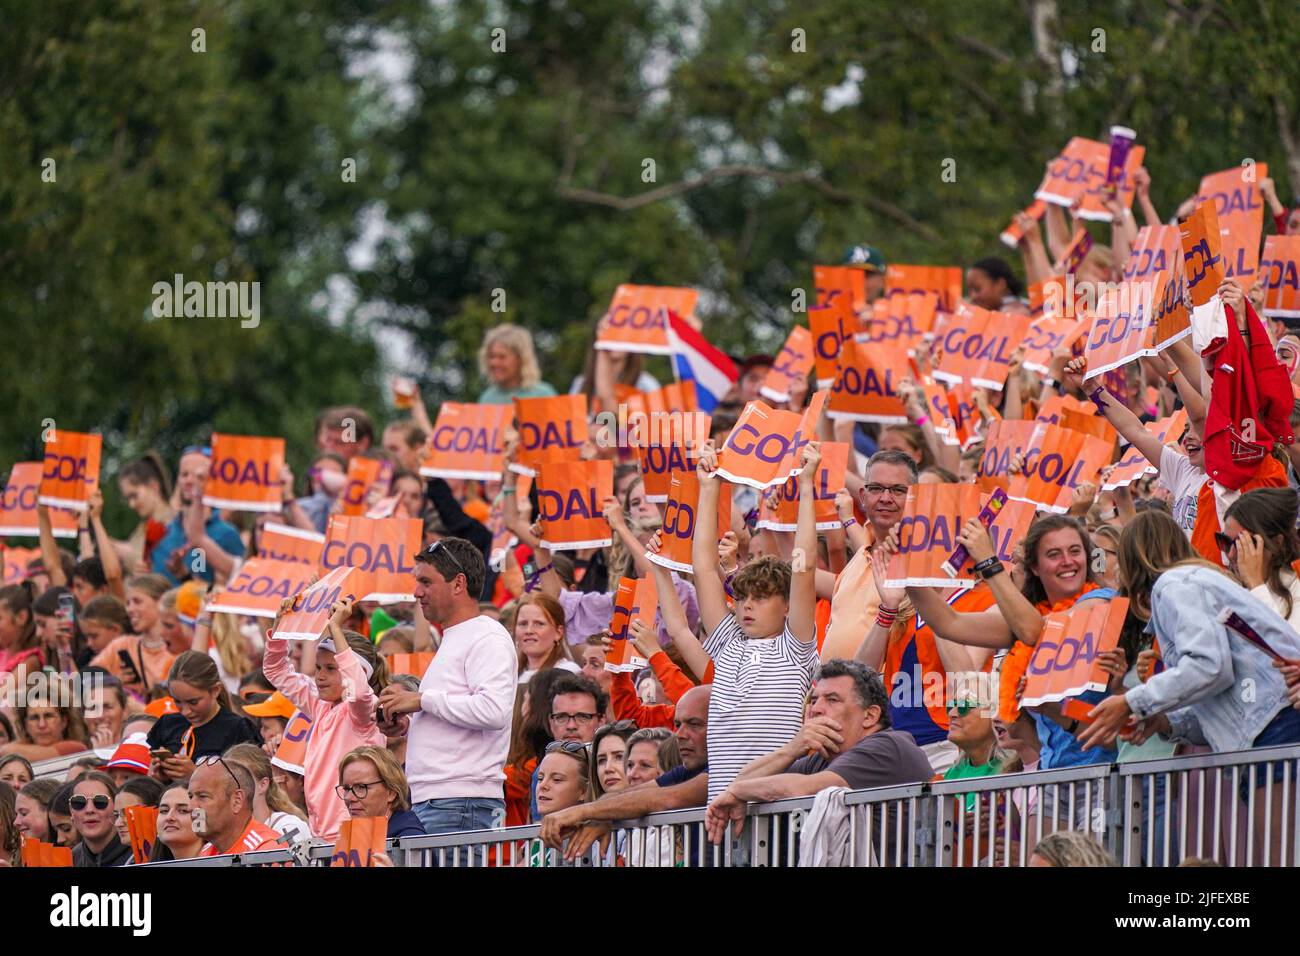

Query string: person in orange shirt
190 756 282 857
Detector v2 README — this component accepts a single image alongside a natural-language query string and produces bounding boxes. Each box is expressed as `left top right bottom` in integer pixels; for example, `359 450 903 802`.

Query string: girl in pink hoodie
263 597 388 840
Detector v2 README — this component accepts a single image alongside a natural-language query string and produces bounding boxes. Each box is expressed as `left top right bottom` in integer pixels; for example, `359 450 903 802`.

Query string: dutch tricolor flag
666 311 738 413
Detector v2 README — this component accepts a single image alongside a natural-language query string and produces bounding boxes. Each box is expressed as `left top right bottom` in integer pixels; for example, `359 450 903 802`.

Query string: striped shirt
704 615 819 802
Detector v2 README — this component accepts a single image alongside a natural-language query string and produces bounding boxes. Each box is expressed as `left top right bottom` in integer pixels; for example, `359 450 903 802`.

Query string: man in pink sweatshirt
377 537 516 835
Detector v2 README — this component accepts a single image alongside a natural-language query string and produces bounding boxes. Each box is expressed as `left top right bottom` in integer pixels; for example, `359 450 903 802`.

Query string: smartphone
117 649 141 684
57 592 76 626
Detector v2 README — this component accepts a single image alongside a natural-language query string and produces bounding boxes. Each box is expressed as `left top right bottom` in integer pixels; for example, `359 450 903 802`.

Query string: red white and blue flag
666 311 738 413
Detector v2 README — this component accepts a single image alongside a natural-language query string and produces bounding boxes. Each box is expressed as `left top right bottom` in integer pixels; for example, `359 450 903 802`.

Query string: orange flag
1260 235 1300 319
595 284 699 355
827 339 910 423
1180 198 1227 308
339 456 394 517
1197 165 1268 284
649 470 733 575
272 566 364 640
331 817 388 867
1081 279 1161 380
1021 316 1089 374
421 402 511 481
536 459 614 551
809 300 853 387
125 805 159 864
716 391 826 490
386 652 435 679
757 441 850 531
999 199 1048 248
271 710 314 774
858 291 939 353
759 325 815 403
885 264 962 313
606 575 657 672
0 463 78 538
511 394 589 477
814 265 868 314
978 419 1041 492
1009 424 1114 513
1021 598 1128 708
637 430 704 503
39 430 101 511
208 558 318 619
1102 411 1187 491
1059 407 1118 459
258 521 326 565
204 433 285 512
1123 225 1182 283
933 305 1032 391
321 516 422 602
1149 267 1192 352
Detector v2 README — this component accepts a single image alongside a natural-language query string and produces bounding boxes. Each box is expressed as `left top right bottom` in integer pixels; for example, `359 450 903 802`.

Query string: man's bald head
673 684 711 770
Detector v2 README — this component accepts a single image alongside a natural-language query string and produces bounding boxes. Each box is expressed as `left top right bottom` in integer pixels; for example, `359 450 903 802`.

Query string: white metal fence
143 743 1300 868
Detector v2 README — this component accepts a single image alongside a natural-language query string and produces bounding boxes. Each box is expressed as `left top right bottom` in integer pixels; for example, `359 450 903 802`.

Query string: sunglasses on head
70 794 111 812
425 540 467 579
195 754 243 793
545 740 590 757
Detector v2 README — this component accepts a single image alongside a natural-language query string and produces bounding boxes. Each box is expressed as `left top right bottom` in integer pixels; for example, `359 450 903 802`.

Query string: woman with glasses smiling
336 745 425 839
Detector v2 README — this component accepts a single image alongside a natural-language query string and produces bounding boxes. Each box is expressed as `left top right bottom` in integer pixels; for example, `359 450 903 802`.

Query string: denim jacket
1125 565 1300 752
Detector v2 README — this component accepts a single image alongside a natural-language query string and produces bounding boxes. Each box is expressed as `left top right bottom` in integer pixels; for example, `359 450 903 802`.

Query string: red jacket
1203 298 1294 489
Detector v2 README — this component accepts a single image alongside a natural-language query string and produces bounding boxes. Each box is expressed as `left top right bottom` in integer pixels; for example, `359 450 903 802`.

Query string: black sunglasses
425 540 467 579
70 794 112 812
1214 532 1237 554
545 740 590 758
196 754 243 793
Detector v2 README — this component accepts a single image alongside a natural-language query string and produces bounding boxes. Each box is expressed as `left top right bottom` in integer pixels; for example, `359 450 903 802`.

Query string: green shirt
944 754 1003 811
476 381 557 405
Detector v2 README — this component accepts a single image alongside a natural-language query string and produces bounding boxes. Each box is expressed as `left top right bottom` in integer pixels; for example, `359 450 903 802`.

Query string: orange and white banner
537 459 614 551
595 284 699 355
932 305 1032 390
209 558 318 619
978 419 1041 492
420 402 511 481
203 433 285 513
1021 597 1129 707
921 380 965 447
272 566 365 640
814 265 868 314
1035 137 1145 222
386 652 435 679
0 463 78 538
1000 199 1047 248
809 300 853 387
827 339 910 423
39 430 101 511
1035 392 1090 426
1030 273 1085 320
1008 424 1114 513
339 456 393 517
1081 279 1161 379
1148 267 1192 353
606 575 657 673
321 516 422 603
1180 199 1227 308
716 390 826 490
331 817 388 867
1197 165 1268 284
623 380 699 419
1021 316 1088 374
885 264 962 314
1260 235 1300 318
1102 411 1187 490
259 521 326 565
511 394 589 477
883 484 1035 588
487 474 531 570
649 470 733 574
2 547 40 584
857 291 939 352
759 325 815 403
1123 225 1181 283
1059 406 1118 458
125 805 159 864
271 710 313 774
637 419 709 502
757 441 849 531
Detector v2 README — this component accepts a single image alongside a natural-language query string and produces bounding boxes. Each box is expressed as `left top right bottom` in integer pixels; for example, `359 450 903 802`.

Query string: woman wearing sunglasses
70 772 132 867
336 745 425 840
1220 488 1300 628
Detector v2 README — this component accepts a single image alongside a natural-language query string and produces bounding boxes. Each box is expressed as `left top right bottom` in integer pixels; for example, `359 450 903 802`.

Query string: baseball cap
243 691 296 720
842 244 887 272
145 697 180 718
105 733 151 776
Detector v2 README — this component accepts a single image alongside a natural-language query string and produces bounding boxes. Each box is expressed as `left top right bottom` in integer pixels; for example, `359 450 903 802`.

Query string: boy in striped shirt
673 440 822 839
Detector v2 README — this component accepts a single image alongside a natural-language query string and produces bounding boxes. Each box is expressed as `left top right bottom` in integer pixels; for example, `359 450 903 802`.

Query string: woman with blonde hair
477 323 556 404
337 744 425 839
1029 831 1116 867
225 741 309 842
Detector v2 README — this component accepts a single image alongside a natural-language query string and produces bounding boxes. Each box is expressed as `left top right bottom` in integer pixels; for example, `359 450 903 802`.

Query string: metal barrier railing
145 742 1300 868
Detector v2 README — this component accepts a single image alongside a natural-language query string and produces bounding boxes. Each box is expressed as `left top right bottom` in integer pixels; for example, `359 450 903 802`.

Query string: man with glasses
190 755 282 856
151 444 245 585
821 450 919 660
376 536 516 835
527 672 608 820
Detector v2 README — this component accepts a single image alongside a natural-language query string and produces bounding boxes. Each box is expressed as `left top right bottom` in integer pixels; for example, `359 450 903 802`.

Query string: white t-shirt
1250 570 1300 630
702 615 818 803
517 658 581 685
1157 445 1206 534
266 810 310 843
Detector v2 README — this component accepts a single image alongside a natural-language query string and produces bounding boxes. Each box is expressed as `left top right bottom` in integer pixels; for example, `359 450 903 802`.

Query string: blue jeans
413 797 505 836
1241 706 1300 800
